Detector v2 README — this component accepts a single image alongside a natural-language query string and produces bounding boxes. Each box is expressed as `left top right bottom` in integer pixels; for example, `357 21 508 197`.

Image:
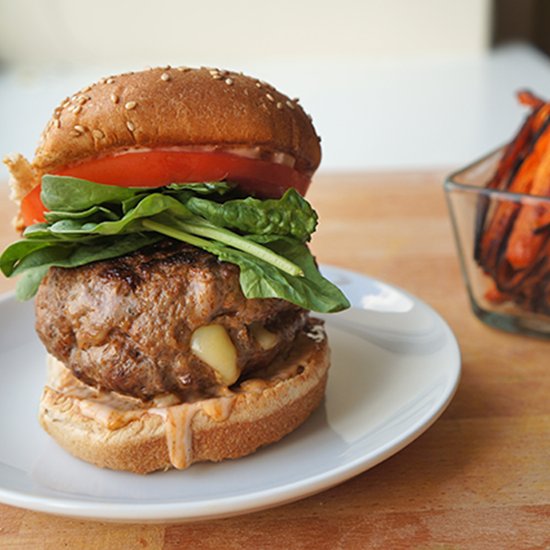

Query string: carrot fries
475 91 550 313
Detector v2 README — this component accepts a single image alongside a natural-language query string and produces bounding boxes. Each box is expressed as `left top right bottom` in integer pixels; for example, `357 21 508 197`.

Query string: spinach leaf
45 205 120 223
41 175 145 212
16 266 52 301
23 224 104 242
166 182 233 195
41 177 231 215
45 194 191 236
3 176 349 312
146 216 304 277
232 235 350 312
0 240 59 277
186 188 318 242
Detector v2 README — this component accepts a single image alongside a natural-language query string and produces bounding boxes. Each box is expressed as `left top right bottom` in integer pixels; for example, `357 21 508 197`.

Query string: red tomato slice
21 151 311 226
21 184 46 227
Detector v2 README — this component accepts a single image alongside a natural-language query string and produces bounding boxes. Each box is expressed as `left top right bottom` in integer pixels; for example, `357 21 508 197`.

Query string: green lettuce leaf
41 175 145 211
2 176 349 312
219 238 350 312
186 188 318 242
0 239 60 277
45 205 120 223
43 194 191 236
166 182 233 195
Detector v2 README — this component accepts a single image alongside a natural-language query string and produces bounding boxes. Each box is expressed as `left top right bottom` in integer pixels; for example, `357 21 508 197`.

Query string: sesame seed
99 78 106 85
255 82 262 88
161 72 171 81
293 97 300 103
126 121 136 132
266 93 274 102
92 129 104 139
125 101 137 110
81 86 92 92
209 69 220 75
212 74 223 80
110 94 119 104
225 78 233 85
54 119 61 128
177 66 190 72
106 78 115 84
276 102 283 110
286 100 295 110
73 105 82 114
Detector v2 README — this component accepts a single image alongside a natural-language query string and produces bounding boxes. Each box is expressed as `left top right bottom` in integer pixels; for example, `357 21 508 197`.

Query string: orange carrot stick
506 134 550 269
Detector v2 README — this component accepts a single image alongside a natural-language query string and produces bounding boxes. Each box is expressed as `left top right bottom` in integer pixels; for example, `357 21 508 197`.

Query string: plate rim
0 265 461 521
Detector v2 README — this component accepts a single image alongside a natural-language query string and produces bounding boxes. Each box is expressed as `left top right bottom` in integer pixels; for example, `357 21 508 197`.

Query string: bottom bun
39 320 330 474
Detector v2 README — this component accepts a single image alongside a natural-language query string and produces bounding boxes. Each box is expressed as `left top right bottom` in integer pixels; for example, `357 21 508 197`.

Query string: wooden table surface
0 173 548 549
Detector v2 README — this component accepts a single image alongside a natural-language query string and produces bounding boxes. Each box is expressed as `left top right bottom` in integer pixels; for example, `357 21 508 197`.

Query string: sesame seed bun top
33 67 322 176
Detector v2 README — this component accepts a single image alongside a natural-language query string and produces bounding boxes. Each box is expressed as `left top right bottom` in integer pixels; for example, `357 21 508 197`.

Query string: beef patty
35 240 307 400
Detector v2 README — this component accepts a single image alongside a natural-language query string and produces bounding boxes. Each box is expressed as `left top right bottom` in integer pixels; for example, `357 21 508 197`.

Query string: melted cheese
250 323 279 351
190 324 238 385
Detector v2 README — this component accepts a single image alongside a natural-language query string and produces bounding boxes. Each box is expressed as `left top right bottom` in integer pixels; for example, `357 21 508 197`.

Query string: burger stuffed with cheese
1 67 349 473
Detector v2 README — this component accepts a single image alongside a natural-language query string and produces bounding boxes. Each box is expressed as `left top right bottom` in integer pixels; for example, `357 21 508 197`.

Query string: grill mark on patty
99 262 144 290
98 240 222 290
139 248 220 271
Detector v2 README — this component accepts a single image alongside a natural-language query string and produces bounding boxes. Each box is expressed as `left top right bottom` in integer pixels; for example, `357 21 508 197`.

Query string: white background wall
0 0 491 67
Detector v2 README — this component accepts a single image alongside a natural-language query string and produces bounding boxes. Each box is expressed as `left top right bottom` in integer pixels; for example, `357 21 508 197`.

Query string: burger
1 67 349 473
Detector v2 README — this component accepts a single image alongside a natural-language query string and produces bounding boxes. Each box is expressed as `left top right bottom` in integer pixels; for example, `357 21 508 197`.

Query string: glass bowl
444 147 550 338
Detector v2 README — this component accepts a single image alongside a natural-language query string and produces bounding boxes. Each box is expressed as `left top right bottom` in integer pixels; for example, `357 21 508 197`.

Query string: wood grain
0 173 549 549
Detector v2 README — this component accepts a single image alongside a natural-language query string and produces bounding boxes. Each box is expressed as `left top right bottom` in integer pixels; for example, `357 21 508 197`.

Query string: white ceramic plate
0 266 460 522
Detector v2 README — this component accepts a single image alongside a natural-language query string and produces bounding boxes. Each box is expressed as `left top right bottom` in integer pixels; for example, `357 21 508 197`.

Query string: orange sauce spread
46 323 324 469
